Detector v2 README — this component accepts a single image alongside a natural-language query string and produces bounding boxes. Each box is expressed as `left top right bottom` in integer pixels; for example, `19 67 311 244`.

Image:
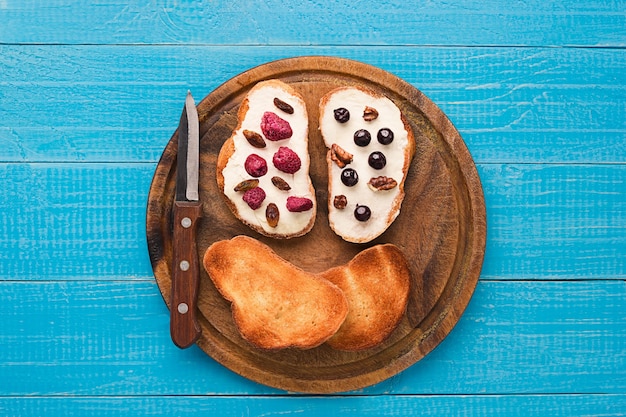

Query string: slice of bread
202 235 348 350
217 80 316 239
319 86 415 243
319 244 411 351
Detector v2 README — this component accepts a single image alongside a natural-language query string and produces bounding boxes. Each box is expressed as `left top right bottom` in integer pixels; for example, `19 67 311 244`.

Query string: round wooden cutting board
146 56 486 393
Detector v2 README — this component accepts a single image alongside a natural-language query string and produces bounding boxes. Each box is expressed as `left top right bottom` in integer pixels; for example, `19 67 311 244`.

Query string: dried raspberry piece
261 111 293 141
244 154 268 177
242 187 266 210
286 196 313 212
273 146 301 174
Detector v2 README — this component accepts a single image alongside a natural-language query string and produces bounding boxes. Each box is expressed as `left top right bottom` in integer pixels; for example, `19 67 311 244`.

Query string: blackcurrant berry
353 129 371 147
354 205 371 221
377 128 394 145
333 108 350 123
341 168 358 186
368 152 386 170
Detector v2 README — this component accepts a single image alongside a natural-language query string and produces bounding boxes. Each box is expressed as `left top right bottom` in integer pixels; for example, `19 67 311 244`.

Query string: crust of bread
217 80 316 239
318 244 411 351
319 86 415 243
203 236 348 350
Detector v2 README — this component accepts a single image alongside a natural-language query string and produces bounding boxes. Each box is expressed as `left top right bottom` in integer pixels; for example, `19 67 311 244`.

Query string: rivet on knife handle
170 200 202 348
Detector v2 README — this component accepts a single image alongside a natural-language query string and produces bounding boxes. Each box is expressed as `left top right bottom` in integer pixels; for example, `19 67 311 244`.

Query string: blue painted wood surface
0 0 624 415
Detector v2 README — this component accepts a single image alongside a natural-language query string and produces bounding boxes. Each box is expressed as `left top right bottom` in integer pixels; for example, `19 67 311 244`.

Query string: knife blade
170 91 202 349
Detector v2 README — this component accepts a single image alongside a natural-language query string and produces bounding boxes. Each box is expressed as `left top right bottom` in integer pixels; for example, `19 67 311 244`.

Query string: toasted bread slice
217 80 316 239
319 244 411 351
319 86 415 243
203 236 348 350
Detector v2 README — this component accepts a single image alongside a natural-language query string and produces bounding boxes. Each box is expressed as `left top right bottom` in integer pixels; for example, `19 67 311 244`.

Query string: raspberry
261 111 292 141
244 154 268 177
286 196 313 212
242 187 266 210
272 146 301 174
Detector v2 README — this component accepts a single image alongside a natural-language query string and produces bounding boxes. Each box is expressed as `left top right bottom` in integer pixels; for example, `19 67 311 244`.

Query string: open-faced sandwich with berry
217 80 316 238
319 86 415 243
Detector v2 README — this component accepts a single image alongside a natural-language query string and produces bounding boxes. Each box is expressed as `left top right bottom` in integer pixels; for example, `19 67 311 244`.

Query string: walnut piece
333 195 348 209
330 143 353 168
368 176 398 191
363 106 379 121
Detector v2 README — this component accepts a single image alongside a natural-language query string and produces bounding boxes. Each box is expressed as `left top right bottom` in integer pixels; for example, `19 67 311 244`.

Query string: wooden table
1 1 624 415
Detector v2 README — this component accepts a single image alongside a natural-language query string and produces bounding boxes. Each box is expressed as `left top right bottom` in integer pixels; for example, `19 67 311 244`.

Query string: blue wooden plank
0 163 156 280
479 164 626 279
0 46 623 164
0 394 624 417
0 0 623 46
1 163 623 281
0 0 621 414
0 280 623 396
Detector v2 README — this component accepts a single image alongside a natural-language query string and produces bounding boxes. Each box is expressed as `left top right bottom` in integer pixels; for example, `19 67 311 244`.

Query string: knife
170 91 202 348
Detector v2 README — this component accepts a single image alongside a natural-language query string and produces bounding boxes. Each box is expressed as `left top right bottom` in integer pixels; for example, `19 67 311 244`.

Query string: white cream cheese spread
221 83 316 237
320 87 411 243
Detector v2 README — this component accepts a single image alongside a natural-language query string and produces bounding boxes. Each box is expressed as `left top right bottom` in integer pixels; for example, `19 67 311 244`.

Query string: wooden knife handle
170 200 203 348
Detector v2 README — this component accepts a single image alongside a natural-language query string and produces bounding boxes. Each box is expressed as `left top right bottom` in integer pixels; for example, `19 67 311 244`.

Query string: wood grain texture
1 163 623 281
0 0 623 46
479 163 626 279
170 201 203 349
0 280 623 396
1 395 625 417
0 46 623 164
0 163 155 280
0 0 624 412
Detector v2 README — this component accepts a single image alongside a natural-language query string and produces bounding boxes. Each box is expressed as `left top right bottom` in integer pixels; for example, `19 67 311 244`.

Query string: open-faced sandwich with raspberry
217 80 316 238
